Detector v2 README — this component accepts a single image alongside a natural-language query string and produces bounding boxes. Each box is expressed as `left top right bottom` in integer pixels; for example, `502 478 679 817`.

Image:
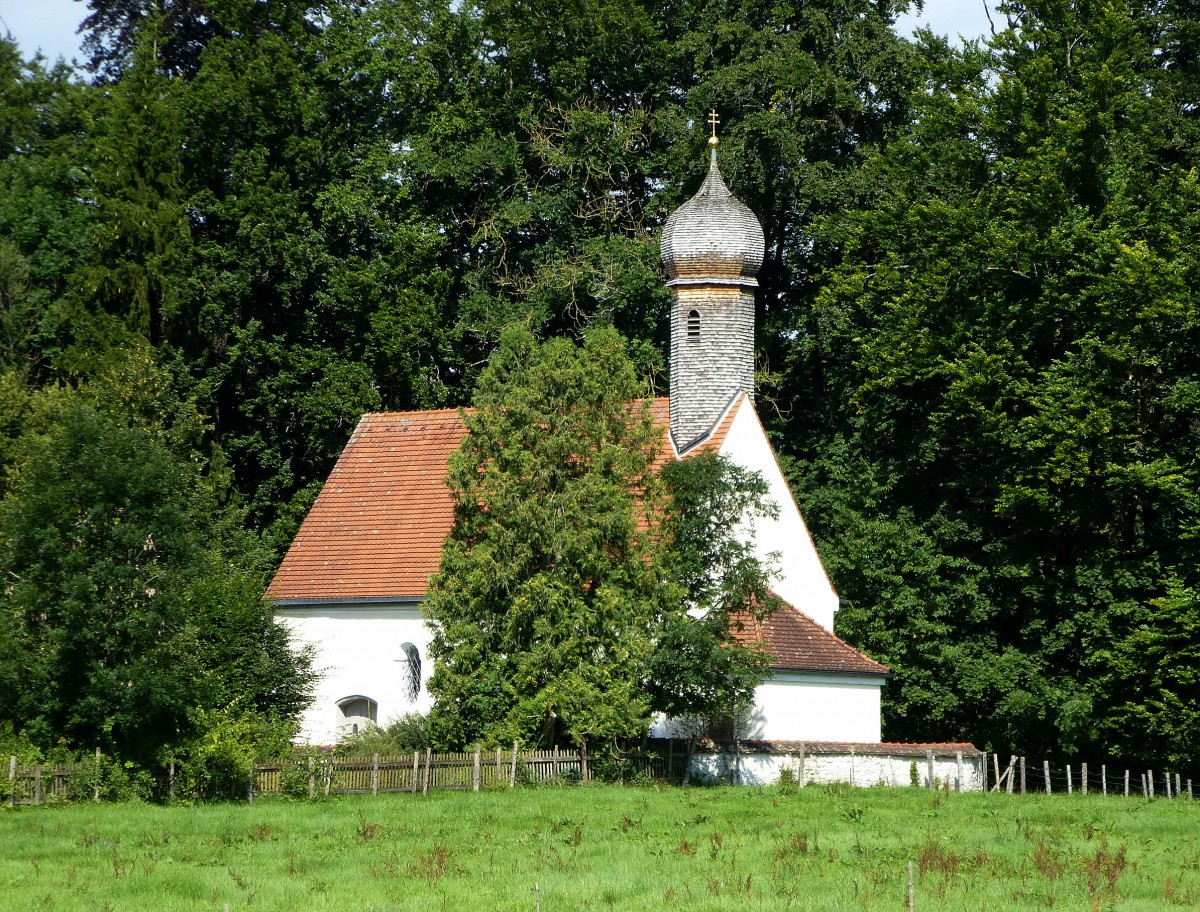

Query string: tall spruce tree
424 326 777 749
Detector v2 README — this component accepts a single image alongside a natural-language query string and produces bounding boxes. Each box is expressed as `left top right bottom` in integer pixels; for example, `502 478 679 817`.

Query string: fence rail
986 753 1196 799
8 745 1195 805
4 742 685 805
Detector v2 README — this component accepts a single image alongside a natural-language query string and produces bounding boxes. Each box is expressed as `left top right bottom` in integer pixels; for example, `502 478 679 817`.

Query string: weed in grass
674 837 696 857
617 813 642 833
566 819 585 847
1079 836 1126 902
708 831 724 859
138 829 172 847
110 839 139 878
356 809 385 842
79 822 101 847
247 823 276 842
1032 837 1066 881
918 839 960 877
663 885 677 906
409 843 451 882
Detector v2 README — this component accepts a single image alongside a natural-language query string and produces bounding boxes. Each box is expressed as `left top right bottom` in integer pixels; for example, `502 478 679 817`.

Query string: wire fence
986 753 1195 799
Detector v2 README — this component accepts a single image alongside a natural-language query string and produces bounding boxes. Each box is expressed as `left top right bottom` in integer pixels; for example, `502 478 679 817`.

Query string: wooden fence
987 753 1196 799
4 754 97 806
252 743 680 799
5 742 684 805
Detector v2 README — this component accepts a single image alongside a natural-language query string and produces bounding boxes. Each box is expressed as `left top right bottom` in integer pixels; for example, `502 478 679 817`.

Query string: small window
687 309 701 340
337 695 377 736
399 642 422 702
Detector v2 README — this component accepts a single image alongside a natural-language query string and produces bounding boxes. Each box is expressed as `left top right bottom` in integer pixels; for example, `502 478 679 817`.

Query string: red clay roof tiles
729 600 891 676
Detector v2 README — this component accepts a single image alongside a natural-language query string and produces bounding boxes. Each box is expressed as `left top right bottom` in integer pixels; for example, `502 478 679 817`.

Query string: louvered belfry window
687 309 701 340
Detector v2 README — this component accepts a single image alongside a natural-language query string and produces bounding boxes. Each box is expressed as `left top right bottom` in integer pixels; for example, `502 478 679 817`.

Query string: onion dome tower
661 114 765 452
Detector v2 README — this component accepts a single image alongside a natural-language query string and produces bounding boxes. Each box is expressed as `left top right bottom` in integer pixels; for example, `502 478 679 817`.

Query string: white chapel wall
743 674 885 743
716 398 840 631
276 603 433 745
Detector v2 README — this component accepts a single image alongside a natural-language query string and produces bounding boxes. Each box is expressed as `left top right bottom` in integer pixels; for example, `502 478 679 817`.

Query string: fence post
8 756 15 808
927 750 935 790
307 756 315 799
509 740 519 788
411 751 419 795
423 748 432 796
372 753 379 797
33 763 42 805
1019 757 1026 794
992 753 1000 791
1166 772 1173 799
1176 773 1182 798
1124 769 1129 797
1006 755 1016 794
473 743 481 792
797 744 805 786
1148 770 1155 798
956 751 963 793
1043 760 1051 795
247 766 254 804
1188 780 1193 799
1081 762 1088 796
1101 764 1106 796
1067 764 1073 795
168 760 176 802
94 747 102 801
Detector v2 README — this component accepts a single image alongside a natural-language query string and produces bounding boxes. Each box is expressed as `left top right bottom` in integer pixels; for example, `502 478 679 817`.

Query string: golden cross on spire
707 110 720 147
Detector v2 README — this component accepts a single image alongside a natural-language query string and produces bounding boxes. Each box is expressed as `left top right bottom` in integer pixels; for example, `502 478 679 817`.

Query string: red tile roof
729 600 891 677
267 396 731 602
266 408 469 602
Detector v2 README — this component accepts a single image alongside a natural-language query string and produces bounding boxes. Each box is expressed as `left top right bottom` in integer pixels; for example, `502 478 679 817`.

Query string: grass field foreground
2 783 1198 911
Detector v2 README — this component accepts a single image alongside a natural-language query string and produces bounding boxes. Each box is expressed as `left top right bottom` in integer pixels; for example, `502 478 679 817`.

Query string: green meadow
1 784 1197 911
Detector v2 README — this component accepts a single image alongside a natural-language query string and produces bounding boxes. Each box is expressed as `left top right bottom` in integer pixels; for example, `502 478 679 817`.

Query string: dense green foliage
425 328 777 749
0 0 1197 766
2 784 1198 910
425 326 670 749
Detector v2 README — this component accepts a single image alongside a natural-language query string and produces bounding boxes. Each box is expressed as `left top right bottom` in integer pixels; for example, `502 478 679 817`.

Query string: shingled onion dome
661 140 765 286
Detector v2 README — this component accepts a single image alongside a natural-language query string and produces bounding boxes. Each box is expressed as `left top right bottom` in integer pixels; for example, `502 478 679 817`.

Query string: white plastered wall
688 750 986 791
275 603 433 745
716 398 839 631
742 674 885 743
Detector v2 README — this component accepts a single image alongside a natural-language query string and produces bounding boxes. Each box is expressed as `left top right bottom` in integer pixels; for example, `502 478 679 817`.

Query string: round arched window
400 642 422 702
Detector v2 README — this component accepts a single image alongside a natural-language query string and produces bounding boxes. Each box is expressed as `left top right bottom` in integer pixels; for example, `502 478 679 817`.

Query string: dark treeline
0 0 1196 775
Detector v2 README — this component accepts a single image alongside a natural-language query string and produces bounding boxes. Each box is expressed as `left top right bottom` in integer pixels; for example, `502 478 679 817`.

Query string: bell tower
660 114 765 452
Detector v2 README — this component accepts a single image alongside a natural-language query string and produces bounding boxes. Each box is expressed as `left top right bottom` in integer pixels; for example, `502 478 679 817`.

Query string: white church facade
267 135 892 747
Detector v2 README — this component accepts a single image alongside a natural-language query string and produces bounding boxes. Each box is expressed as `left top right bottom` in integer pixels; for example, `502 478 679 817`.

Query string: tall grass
1 783 1197 910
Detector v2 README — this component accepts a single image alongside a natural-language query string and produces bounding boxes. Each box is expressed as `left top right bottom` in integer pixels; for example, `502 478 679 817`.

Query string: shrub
335 714 430 756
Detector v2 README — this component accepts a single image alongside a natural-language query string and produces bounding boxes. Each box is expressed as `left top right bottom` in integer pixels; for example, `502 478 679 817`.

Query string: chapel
267 129 891 746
